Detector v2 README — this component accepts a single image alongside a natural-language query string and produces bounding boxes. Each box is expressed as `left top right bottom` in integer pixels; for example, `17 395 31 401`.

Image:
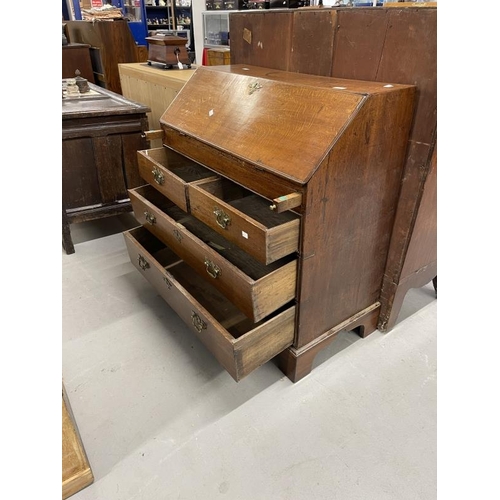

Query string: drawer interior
195 177 299 227
134 185 296 280
131 226 292 338
142 147 215 183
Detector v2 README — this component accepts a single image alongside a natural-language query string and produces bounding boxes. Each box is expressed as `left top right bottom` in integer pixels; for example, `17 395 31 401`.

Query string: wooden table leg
62 209 75 255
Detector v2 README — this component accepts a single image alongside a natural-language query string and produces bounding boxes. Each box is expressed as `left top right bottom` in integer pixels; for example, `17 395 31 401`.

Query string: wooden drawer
124 226 295 381
129 185 297 322
188 177 300 265
137 147 217 212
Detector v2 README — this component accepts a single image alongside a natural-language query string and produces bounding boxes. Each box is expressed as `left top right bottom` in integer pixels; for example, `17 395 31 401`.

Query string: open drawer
129 185 297 322
188 177 300 265
124 226 295 381
137 146 217 212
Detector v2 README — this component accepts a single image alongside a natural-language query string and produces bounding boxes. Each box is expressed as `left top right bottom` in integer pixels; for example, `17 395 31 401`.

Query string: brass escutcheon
144 211 156 225
213 207 231 229
152 167 165 185
248 82 262 95
191 311 207 333
204 258 221 279
138 254 149 271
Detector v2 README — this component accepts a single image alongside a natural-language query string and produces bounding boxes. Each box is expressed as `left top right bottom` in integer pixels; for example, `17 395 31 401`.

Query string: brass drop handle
152 167 165 185
144 211 156 225
138 254 150 271
204 258 221 279
213 207 231 229
191 311 207 333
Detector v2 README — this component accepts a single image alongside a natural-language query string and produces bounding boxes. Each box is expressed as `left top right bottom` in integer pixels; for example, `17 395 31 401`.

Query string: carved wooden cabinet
62 83 150 254
124 65 415 381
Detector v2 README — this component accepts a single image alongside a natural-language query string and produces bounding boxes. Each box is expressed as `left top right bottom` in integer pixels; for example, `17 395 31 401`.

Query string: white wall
192 1 206 65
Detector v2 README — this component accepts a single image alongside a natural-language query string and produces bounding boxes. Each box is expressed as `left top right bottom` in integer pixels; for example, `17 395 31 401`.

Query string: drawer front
188 178 300 265
137 147 217 212
124 227 295 381
129 185 297 323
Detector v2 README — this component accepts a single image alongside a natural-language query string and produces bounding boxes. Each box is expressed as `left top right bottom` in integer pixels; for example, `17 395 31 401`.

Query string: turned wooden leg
62 209 75 255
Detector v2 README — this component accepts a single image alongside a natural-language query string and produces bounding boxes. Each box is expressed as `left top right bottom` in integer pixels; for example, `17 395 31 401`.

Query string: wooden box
146 35 191 69
229 6 437 331
206 47 231 66
125 65 416 381
62 83 150 254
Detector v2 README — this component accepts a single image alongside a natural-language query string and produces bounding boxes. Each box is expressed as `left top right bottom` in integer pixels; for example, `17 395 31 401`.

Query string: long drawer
124 226 295 381
129 184 298 322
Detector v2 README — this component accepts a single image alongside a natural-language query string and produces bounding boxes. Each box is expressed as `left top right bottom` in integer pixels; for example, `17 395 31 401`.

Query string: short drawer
129 184 297 323
137 147 217 212
188 177 300 265
124 226 295 381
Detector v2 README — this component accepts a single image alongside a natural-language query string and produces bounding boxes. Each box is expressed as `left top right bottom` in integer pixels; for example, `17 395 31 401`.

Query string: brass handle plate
191 311 207 333
213 207 231 230
144 211 156 225
163 275 173 289
138 254 150 271
152 167 165 185
204 258 221 279
173 229 183 242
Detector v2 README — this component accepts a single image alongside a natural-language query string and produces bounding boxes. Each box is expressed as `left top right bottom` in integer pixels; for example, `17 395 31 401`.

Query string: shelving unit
145 3 175 29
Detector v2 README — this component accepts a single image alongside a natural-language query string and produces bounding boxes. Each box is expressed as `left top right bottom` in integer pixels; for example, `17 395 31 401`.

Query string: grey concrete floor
62 213 437 500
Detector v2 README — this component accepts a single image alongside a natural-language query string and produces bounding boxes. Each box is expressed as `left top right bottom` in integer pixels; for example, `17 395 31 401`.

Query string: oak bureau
123 65 415 382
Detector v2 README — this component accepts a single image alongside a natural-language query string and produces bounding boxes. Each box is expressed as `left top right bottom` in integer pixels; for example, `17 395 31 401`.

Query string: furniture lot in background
62 42 95 83
65 20 147 95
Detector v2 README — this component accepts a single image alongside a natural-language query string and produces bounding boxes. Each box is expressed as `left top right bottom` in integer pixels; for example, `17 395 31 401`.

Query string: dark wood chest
62 82 150 254
124 65 415 381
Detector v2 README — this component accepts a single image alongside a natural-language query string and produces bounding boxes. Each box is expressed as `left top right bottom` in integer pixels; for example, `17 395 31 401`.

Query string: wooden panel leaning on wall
64 20 147 95
229 6 437 331
62 384 93 499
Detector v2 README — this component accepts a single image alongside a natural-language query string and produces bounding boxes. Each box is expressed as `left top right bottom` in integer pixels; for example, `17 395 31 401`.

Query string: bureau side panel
296 88 415 348
229 11 293 70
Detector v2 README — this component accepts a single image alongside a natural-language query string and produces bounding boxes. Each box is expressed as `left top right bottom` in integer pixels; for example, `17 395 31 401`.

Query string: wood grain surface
62 388 93 499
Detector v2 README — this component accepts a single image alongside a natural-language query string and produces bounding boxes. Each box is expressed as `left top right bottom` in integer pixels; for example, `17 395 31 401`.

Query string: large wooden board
62 387 93 499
